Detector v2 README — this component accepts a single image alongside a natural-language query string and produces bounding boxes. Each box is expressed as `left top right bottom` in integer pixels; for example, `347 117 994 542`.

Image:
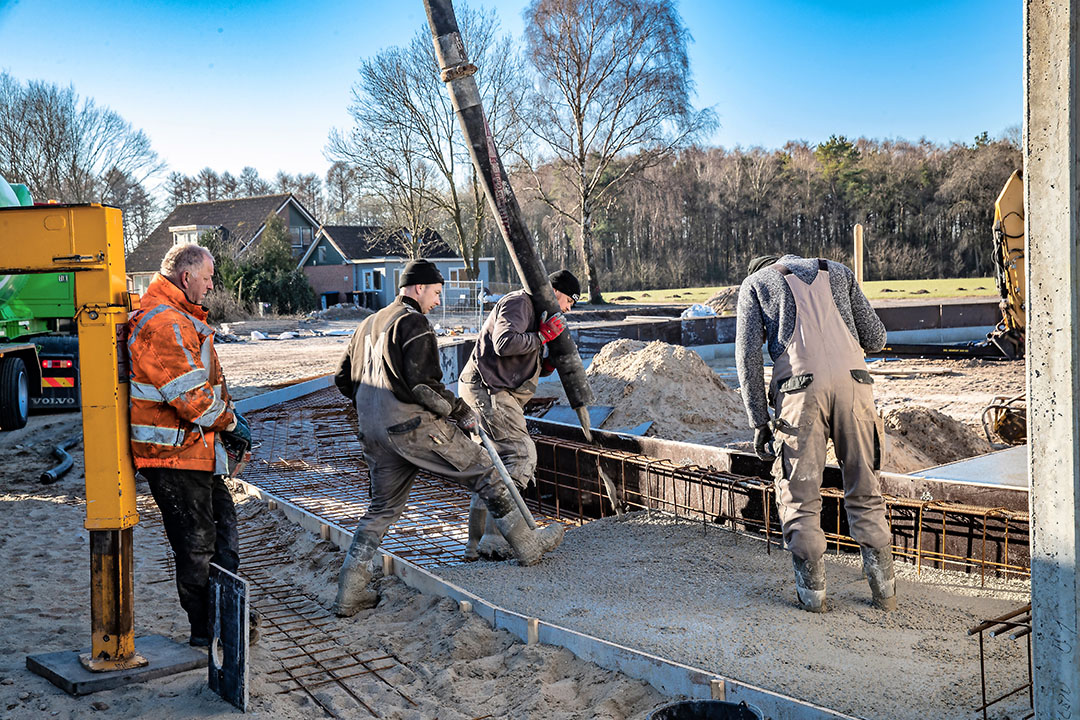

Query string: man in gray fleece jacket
736 254 897 613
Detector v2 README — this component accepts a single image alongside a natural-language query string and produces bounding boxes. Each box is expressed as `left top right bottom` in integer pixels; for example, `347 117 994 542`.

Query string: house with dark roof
300 225 494 310
125 193 320 293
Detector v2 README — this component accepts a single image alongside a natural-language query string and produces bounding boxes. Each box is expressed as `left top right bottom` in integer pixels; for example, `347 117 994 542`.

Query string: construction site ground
0 318 1032 719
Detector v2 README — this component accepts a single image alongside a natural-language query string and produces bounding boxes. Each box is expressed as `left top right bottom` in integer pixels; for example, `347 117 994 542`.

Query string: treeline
514 132 1022 290
1 69 1021 293
0 72 162 253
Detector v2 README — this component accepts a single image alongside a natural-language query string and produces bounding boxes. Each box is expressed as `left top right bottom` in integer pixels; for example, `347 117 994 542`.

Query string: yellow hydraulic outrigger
0 203 145 672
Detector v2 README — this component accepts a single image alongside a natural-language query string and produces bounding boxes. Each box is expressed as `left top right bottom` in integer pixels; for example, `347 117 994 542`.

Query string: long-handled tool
474 422 537 529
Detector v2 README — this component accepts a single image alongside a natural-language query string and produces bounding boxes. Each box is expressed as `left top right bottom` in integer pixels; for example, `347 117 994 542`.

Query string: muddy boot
334 535 380 617
861 545 897 611
463 494 486 562
494 508 565 566
792 555 827 613
248 609 262 646
478 513 513 560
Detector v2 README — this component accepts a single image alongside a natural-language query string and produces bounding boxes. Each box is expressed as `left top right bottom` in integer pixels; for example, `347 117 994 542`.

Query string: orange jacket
127 273 234 472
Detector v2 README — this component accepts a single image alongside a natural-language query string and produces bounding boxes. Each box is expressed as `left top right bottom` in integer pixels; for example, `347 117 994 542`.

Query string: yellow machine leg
81 528 147 671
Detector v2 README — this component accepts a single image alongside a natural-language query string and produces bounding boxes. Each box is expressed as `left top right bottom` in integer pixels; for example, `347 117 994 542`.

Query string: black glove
754 423 776 461
455 409 478 434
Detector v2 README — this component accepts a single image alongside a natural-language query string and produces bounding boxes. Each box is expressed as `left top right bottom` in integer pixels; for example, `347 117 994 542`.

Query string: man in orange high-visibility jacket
127 242 240 647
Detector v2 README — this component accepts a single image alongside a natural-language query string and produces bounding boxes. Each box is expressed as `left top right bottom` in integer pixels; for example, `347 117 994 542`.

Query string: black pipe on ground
40 435 79 484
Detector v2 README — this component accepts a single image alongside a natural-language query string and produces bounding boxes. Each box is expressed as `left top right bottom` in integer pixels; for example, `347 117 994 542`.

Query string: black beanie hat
399 258 444 288
747 255 781 277
548 270 581 300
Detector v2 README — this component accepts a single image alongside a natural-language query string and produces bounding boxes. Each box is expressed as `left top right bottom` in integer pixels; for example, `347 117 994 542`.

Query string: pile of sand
882 405 993 474
703 286 738 315
586 340 748 445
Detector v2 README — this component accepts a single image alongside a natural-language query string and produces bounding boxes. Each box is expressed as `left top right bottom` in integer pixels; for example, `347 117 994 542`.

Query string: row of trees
1 0 1022 302
516 133 1021 291
333 0 1018 296
0 72 162 253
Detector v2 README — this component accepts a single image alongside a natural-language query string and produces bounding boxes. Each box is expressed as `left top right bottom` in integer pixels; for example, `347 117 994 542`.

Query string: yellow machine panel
989 169 1025 359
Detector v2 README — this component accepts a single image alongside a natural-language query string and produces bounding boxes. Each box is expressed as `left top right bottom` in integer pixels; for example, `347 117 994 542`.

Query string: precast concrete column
1025 2 1080 717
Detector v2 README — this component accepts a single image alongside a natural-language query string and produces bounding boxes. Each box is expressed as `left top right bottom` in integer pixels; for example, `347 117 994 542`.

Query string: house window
449 267 468 282
289 226 312 249
317 245 326 264
362 270 383 291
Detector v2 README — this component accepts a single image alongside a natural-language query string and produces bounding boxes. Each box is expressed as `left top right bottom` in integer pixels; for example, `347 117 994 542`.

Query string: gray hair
160 243 213 280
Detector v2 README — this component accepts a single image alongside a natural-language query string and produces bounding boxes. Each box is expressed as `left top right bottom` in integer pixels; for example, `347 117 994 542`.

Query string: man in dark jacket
333 259 565 616
736 254 896 614
458 270 579 560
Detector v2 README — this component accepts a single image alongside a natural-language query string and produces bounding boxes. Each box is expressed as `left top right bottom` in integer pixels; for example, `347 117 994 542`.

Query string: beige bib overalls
770 260 891 562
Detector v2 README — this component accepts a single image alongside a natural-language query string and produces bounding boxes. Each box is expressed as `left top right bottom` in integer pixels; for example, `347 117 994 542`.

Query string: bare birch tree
326 5 527 275
520 0 715 302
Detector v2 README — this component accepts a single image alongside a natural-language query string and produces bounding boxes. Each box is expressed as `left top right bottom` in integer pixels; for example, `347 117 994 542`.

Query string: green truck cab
0 176 81 430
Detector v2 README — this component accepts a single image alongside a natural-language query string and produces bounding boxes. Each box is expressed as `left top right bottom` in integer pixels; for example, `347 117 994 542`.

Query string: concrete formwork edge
233 479 857 720
234 375 337 415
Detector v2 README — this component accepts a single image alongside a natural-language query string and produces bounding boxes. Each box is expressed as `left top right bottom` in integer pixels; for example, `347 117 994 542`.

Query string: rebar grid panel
138 493 416 719
530 436 1032 581
244 388 564 568
968 604 1033 719
242 387 1030 578
237 526 416 718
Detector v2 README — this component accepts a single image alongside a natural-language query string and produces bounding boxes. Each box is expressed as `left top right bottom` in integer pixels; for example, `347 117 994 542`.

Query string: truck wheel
0 356 30 430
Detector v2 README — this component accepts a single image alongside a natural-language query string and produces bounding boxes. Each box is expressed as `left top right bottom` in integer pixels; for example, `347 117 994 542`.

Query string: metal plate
26 635 206 696
208 563 248 711
541 404 614 427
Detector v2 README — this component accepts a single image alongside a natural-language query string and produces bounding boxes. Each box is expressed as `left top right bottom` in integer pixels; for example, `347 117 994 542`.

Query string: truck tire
0 356 30 430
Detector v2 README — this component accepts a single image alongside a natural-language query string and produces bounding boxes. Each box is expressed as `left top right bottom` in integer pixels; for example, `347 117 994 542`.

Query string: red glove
539 312 566 344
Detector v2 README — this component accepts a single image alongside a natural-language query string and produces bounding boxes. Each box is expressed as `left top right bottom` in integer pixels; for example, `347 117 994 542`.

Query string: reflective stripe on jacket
127 273 234 471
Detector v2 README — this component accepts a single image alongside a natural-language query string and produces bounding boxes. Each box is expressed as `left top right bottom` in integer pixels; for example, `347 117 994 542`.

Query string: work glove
754 423 776 462
451 405 479 434
540 345 556 376
230 412 252 447
538 311 567 344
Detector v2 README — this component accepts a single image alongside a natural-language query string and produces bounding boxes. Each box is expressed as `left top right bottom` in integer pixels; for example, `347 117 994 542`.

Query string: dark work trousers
144 468 240 638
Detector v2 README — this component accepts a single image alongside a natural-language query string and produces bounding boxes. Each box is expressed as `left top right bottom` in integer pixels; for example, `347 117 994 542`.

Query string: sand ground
0 324 1032 719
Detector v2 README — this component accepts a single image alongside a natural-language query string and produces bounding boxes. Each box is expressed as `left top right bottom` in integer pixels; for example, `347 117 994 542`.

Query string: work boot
494 508 565 566
463 494 486 562
792 555 827 613
861 545 898 611
477 513 513 560
334 536 380 617
248 609 262 646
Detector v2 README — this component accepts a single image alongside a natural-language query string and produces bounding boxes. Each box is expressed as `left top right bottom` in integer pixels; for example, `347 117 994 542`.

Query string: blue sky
0 0 1020 185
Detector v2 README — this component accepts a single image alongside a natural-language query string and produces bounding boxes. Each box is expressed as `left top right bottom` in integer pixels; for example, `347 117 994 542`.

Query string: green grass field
603 277 997 305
